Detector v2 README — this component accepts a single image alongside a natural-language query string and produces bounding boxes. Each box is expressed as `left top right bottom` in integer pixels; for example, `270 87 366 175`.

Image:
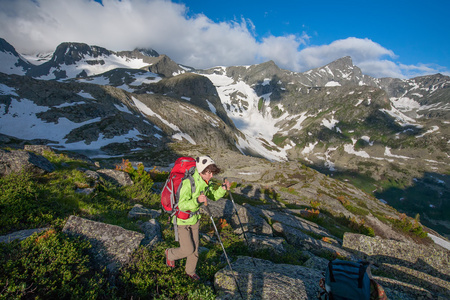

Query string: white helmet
196 156 215 173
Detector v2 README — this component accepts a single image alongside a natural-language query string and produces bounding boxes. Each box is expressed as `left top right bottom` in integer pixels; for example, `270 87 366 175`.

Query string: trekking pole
224 178 257 267
201 192 244 299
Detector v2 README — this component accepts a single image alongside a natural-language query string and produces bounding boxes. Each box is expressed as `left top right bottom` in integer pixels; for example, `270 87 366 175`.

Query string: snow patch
344 144 370 158
262 78 271 86
321 114 339 130
302 142 318 155
206 100 216 114
416 126 439 138
428 234 450 251
0 51 27 75
384 147 411 159
0 97 104 146
77 91 95 99
380 107 421 127
355 99 364 106
114 103 133 114
0 83 19 96
391 97 421 111
62 129 142 151
325 81 341 87
131 96 196 145
37 53 151 80
204 73 289 161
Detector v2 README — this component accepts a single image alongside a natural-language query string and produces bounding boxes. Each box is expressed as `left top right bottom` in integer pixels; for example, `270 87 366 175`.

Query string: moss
344 204 369 216
258 97 264 111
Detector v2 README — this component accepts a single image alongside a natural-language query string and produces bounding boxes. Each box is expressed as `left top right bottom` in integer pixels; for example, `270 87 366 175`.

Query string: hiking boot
165 249 175 268
187 273 200 281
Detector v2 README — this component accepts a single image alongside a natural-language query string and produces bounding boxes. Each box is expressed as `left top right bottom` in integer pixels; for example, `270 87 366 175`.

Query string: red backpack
161 157 197 221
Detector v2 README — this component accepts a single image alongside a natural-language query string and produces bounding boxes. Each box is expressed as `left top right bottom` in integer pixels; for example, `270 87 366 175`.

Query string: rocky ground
1 145 449 299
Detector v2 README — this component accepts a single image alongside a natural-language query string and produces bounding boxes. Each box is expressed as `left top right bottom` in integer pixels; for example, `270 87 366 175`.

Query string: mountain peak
117 48 160 60
52 42 111 65
299 56 368 87
0 38 18 55
325 56 354 70
135 48 159 57
0 37 31 75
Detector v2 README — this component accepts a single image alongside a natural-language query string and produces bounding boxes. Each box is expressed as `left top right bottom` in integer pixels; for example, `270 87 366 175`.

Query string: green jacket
176 170 226 225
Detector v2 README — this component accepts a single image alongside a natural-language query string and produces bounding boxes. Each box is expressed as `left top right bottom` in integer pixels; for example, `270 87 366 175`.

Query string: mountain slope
0 72 238 156
0 38 31 75
1 38 449 237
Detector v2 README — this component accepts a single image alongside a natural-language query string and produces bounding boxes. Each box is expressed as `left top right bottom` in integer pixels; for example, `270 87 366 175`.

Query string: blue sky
0 0 448 78
173 0 449 77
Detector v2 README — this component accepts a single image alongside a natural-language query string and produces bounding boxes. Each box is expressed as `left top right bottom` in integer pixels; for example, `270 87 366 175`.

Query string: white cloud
0 0 447 79
257 33 310 70
399 63 450 78
357 59 405 78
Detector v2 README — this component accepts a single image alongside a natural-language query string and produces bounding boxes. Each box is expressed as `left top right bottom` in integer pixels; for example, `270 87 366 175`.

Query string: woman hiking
165 155 231 280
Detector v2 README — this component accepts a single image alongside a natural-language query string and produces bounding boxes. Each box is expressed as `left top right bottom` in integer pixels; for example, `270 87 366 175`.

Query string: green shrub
0 172 41 234
344 204 369 216
389 214 428 239
118 244 215 299
42 151 91 169
0 230 108 299
271 106 283 118
0 172 76 235
272 134 288 146
315 211 375 238
119 162 154 202
148 167 169 182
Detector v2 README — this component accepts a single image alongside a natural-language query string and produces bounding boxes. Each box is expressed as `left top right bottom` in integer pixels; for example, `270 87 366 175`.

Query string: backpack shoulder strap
185 166 196 195
187 174 195 194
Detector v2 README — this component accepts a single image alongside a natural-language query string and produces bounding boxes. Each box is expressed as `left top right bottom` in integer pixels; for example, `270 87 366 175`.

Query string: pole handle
200 191 212 215
223 177 231 191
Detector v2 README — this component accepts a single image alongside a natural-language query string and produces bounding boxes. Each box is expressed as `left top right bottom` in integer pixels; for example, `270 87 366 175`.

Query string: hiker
165 155 231 280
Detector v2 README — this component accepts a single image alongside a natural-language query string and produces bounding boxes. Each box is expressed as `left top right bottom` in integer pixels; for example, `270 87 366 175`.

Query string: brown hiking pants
167 221 199 275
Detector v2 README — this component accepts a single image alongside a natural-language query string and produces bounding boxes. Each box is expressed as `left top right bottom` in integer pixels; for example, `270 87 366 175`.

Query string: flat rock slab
343 233 450 297
200 198 235 220
97 169 133 186
0 149 55 176
62 215 144 272
258 207 336 240
215 256 323 299
246 233 286 254
0 227 49 243
138 219 162 247
128 204 161 219
23 145 54 155
200 199 273 235
343 233 450 275
273 222 356 260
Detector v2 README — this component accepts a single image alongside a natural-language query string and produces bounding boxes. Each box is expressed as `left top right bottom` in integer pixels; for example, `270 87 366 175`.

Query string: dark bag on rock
319 259 372 300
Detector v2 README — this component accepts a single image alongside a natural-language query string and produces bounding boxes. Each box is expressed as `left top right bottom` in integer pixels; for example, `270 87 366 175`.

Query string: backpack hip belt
176 209 200 220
